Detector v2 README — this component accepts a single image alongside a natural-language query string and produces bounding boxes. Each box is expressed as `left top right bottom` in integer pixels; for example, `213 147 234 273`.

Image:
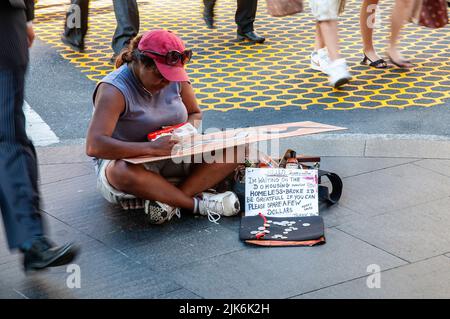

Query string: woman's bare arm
86 83 177 159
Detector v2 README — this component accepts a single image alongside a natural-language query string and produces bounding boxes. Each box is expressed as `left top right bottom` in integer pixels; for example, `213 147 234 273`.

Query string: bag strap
296 156 342 205
318 169 343 205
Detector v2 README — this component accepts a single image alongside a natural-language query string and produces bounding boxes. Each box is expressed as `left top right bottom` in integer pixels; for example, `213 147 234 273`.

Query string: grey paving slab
0 231 17 265
413 159 450 178
0 212 92 267
0 238 180 299
39 168 243 249
39 174 132 237
319 203 361 228
158 288 202 299
169 228 406 299
319 157 417 178
36 145 90 164
0 280 25 299
96 205 347 268
95 213 239 252
337 197 450 263
337 163 450 217
0 216 95 292
121 224 246 271
365 139 450 159
297 256 450 299
39 162 93 185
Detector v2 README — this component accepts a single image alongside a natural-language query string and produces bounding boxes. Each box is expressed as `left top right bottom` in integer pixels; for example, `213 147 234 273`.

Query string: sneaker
144 200 181 224
325 58 351 88
311 48 330 73
198 191 240 224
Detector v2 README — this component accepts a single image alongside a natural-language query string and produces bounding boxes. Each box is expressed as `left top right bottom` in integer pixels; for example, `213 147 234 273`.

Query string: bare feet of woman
387 47 413 68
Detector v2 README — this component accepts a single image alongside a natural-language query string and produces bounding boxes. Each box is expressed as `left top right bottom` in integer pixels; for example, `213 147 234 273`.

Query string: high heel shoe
361 53 388 69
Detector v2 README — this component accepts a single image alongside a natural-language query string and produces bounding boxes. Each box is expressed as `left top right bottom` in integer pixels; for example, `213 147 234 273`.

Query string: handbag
411 0 448 28
265 0 304 17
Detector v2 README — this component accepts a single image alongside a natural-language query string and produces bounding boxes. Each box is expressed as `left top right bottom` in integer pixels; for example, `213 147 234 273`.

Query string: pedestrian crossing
24 100 59 147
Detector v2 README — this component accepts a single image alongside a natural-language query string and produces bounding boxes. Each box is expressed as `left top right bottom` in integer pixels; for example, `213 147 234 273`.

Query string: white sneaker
198 191 240 224
325 58 351 88
144 200 181 224
311 48 330 73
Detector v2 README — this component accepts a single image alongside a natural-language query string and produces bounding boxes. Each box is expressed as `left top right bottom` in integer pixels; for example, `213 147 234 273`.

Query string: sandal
361 53 388 69
387 54 413 68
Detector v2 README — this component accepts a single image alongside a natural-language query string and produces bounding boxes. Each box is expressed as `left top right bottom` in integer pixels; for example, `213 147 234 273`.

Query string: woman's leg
106 160 196 210
178 162 239 197
360 0 381 61
317 20 340 61
106 147 242 210
315 22 326 52
388 0 414 66
178 146 242 197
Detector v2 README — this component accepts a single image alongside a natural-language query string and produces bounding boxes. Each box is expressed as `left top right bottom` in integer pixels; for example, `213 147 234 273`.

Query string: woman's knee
107 160 139 192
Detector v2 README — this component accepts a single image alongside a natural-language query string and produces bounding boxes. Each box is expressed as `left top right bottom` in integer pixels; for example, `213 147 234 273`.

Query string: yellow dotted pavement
34 0 450 111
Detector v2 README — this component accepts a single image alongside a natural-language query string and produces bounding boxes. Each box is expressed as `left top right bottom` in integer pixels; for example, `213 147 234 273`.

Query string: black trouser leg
112 0 140 55
0 67 44 250
203 0 217 18
63 0 89 46
235 0 258 34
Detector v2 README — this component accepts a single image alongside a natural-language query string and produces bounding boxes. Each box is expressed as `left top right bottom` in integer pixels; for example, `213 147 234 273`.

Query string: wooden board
124 121 347 164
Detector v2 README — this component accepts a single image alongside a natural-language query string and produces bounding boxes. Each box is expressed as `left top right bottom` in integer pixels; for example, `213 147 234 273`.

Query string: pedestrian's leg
317 19 351 88
315 22 325 51
317 20 340 61
387 0 414 67
235 0 257 33
360 0 383 62
112 0 140 56
62 0 89 50
0 67 44 250
203 0 217 28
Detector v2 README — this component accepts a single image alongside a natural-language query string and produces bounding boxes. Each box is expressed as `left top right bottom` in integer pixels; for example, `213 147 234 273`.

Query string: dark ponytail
115 35 157 69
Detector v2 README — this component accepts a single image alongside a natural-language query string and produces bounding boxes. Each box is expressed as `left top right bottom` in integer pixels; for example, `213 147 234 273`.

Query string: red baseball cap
138 29 190 82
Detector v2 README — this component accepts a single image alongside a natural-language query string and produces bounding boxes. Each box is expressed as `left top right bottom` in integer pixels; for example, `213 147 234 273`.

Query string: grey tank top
93 64 188 142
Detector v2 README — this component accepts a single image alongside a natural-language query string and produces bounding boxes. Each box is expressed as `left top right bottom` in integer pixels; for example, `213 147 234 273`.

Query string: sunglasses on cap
141 49 193 66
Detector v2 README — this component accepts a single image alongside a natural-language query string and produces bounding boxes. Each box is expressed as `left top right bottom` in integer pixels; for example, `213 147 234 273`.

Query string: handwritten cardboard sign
245 168 319 217
123 121 346 164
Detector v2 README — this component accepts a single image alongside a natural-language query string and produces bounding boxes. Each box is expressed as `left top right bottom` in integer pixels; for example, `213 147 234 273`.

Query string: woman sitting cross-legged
86 29 241 224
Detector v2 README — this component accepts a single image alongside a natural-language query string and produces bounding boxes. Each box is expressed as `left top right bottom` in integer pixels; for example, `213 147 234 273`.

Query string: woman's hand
147 136 180 156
